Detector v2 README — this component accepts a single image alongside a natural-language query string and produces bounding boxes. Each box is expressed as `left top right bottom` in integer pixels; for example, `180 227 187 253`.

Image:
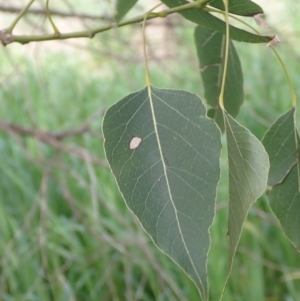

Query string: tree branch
0 120 87 140
0 120 108 167
0 0 210 45
0 5 111 21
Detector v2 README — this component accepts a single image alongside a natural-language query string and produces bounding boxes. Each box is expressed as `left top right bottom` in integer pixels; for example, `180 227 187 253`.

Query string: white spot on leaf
129 136 142 150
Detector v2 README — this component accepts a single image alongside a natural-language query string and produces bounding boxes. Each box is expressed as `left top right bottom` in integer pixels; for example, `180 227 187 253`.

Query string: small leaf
224 111 269 274
194 27 243 131
262 108 297 186
160 0 273 43
115 0 138 22
263 108 300 251
209 0 263 16
267 164 300 251
266 34 280 47
103 87 222 300
254 14 270 29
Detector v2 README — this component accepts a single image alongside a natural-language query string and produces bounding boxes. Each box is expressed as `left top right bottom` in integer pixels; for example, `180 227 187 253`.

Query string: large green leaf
209 0 263 16
160 0 272 43
224 111 269 274
267 164 300 251
262 108 298 186
115 0 138 22
194 26 243 131
103 87 222 300
263 108 300 251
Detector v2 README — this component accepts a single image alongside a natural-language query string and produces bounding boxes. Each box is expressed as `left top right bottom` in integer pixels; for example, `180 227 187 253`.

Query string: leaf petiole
218 0 230 111
46 0 60 34
7 0 36 33
142 3 162 87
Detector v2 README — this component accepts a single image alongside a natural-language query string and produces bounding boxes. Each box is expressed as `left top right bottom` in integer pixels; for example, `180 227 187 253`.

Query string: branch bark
0 0 209 45
0 5 111 21
0 120 107 167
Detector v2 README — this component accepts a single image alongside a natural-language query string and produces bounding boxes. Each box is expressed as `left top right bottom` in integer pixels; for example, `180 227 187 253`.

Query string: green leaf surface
194 26 243 131
267 164 300 251
115 0 138 22
262 108 298 186
224 111 269 273
263 108 300 251
209 0 263 16
160 0 272 43
103 87 222 300
207 108 224 132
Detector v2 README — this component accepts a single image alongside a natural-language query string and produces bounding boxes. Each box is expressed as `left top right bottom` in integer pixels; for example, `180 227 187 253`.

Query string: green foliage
101 0 300 299
194 26 243 131
224 111 269 277
209 0 263 16
1 0 300 300
160 0 272 43
267 163 300 251
0 56 203 301
1 46 300 301
263 108 300 251
263 109 298 186
103 87 222 300
115 0 138 21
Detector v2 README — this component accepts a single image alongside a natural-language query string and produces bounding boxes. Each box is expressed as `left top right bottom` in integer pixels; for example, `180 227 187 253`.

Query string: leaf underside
209 0 263 16
224 111 269 274
115 0 138 22
262 108 298 186
263 108 300 251
103 87 222 300
194 26 243 131
160 0 272 43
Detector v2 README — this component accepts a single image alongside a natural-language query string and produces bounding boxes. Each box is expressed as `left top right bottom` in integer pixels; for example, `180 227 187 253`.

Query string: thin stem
46 0 60 34
7 0 36 33
5 0 210 45
218 0 230 111
271 48 297 107
142 3 162 87
218 1 230 299
0 5 111 21
207 7 297 107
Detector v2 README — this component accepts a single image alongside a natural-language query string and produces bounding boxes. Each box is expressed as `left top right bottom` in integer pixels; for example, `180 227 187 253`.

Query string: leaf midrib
147 85 206 298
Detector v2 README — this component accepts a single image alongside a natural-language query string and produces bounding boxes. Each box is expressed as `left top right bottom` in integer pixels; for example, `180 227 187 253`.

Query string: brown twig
0 119 108 167
0 0 211 45
0 5 112 21
0 119 88 140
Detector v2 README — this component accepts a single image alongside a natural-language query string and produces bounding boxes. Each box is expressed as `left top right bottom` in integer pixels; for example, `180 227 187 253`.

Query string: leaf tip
254 14 270 29
266 34 280 47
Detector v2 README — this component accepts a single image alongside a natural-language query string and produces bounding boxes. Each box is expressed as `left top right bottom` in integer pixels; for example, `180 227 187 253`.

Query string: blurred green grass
1 4 300 301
